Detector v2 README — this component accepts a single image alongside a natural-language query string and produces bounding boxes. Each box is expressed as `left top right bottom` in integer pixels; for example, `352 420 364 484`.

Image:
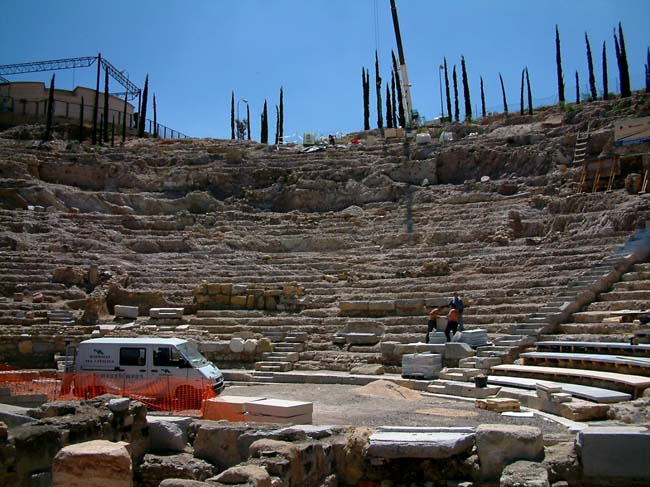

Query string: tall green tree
230 91 235 140
575 71 580 104
385 83 393 128
392 51 405 127
153 94 158 138
138 74 148 137
452 65 459 122
261 100 268 144
92 53 101 145
480 76 486 118
443 58 452 121
461 55 472 121
618 22 631 97
103 68 109 142
602 41 609 100
646 47 650 93
375 51 383 129
614 31 622 94
555 25 565 104
391 71 397 126
520 68 525 115
585 33 597 100
279 86 284 143
526 68 533 115
499 73 508 114
121 91 127 143
246 104 251 141
79 96 85 142
44 73 55 141
362 68 370 130
275 105 279 145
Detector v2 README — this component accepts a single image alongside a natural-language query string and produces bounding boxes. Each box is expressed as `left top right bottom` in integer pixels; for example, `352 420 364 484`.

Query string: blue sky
2 0 649 140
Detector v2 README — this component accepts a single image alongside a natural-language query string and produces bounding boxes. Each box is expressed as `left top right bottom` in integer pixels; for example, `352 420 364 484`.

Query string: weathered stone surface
114 305 138 318
159 480 214 487
365 429 475 459
443 342 476 360
52 440 132 487
108 398 131 413
576 426 650 479
210 464 271 487
542 441 581 484
500 460 550 487
147 419 186 453
475 424 544 480
349 364 384 375
138 453 215 487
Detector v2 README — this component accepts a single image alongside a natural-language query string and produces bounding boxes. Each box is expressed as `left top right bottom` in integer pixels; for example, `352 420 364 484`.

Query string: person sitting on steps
426 306 444 343
445 303 460 342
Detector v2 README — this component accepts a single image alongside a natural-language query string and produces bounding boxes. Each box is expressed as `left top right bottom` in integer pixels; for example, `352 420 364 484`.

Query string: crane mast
389 0 414 128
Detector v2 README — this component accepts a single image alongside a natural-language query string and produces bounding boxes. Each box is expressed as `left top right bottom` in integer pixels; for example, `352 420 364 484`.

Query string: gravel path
223 382 573 438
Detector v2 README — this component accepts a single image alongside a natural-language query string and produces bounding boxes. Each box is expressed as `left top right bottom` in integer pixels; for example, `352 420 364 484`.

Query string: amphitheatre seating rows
535 341 650 357
520 351 650 376
490 364 650 397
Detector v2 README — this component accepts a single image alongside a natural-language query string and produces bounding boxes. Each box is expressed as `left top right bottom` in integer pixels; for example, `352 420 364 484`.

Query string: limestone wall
193 282 306 312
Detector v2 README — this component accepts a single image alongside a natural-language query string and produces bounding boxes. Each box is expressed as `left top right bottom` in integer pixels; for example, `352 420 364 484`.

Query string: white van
64 337 224 407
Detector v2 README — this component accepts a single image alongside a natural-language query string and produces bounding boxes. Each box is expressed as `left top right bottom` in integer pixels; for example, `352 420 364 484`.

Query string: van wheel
175 385 202 409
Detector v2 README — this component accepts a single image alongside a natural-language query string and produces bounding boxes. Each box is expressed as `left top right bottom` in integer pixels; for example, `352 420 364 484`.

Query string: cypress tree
79 96 85 142
230 91 235 140
121 91 127 143
385 83 393 128
452 65 459 122
585 33 597 100
261 100 268 144
520 69 525 115
499 73 508 114
111 115 115 147
575 71 580 104
92 53 101 145
362 68 370 130
279 86 284 143
153 94 158 138
443 58 452 121
275 105 279 145
103 68 109 142
44 73 55 141
246 104 251 141
461 55 471 121
391 71 397 127
392 51 405 127
526 68 533 115
602 41 609 100
618 22 631 97
555 25 565 104
375 51 383 129
646 47 650 93
480 76 486 118
614 31 622 94
138 75 148 137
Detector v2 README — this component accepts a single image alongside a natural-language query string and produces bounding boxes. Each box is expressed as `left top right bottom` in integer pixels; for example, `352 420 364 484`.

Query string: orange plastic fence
0 371 217 412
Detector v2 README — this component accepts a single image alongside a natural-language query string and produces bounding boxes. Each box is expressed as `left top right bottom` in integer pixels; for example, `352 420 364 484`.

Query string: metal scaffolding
0 55 141 100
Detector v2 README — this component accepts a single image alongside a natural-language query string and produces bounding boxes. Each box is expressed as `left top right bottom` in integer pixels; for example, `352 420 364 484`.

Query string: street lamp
236 98 249 140
438 64 444 120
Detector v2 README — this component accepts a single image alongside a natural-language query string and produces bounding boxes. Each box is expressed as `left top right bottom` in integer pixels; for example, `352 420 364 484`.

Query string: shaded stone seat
535 341 650 357
490 364 650 397
486 375 631 403
520 351 650 376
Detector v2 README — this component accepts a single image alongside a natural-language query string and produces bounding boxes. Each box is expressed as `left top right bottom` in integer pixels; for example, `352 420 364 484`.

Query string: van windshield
176 342 210 367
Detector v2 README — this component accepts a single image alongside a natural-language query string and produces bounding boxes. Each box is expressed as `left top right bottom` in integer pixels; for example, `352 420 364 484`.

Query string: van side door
151 346 190 380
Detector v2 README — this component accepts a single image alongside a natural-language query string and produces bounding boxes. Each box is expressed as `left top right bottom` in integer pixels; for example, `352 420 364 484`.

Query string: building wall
0 81 135 126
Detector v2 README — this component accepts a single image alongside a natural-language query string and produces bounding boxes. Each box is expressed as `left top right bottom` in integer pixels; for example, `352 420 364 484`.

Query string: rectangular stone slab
366 431 475 459
577 426 650 478
114 305 138 318
203 396 266 421
244 412 312 424
245 398 313 418
149 307 184 318
487 375 632 403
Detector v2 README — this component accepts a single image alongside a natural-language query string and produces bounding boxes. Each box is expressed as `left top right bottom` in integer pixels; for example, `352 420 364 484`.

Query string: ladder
573 122 591 165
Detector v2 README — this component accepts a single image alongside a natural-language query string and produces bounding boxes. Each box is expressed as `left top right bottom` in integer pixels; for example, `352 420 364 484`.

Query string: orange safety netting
0 370 217 413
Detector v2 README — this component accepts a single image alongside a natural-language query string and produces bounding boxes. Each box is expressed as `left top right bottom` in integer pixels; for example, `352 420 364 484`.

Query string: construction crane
389 0 414 128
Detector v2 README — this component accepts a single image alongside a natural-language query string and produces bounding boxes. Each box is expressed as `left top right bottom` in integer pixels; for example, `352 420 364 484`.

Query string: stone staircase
253 332 308 374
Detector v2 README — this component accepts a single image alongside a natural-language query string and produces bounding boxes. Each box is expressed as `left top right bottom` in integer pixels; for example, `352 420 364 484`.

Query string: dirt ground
222 382 573 438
